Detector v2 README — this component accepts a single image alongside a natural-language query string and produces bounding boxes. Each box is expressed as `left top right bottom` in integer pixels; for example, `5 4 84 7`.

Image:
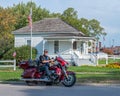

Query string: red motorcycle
19 56 76 87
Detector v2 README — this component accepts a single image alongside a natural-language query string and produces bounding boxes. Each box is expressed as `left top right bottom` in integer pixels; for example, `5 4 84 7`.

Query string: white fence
0 59 16 71
108 55 120 60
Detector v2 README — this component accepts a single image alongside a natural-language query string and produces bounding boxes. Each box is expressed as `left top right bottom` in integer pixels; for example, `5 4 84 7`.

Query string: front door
73 41 77 50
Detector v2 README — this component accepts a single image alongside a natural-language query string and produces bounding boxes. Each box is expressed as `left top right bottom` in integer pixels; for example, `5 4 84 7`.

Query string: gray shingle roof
13 18 84 36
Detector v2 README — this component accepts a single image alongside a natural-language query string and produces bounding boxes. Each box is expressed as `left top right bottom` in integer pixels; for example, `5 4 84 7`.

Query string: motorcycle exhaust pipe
20 78 51 82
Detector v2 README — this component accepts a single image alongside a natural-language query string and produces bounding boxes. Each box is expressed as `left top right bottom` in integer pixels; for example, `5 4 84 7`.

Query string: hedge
2 45 37 64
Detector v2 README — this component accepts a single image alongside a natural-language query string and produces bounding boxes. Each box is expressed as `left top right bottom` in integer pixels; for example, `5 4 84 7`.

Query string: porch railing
71 52 80 66
90 53 97 65
59 49 72 55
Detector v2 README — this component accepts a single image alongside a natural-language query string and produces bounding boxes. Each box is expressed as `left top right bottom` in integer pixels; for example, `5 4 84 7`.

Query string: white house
13 18 97 66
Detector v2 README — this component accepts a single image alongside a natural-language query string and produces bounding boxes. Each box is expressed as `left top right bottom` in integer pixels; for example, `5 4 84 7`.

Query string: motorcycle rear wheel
62 74 76 87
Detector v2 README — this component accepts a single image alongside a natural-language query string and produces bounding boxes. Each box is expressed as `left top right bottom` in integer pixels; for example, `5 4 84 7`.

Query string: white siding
14 34 44 57
33 36 44 57
45 41 54 55
15 36 26 47
14 34 88 58
59 41 71 53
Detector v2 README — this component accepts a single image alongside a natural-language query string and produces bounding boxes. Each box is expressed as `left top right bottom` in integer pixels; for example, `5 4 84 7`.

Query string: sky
0 0 120 47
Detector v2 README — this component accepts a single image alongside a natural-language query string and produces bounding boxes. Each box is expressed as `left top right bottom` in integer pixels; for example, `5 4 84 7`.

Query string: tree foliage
61 8 106 38
11 2 50 29
0 8 16 58
0 8 16 33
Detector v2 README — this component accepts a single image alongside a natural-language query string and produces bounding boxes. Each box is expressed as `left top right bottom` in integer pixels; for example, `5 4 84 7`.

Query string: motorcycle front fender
60 71 76 81
66 71 76 75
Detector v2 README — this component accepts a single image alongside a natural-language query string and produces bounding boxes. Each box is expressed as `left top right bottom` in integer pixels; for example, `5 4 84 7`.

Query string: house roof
13 18 84 36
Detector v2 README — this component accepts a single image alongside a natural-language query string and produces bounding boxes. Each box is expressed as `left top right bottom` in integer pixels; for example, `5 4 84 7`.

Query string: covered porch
42 36 97 66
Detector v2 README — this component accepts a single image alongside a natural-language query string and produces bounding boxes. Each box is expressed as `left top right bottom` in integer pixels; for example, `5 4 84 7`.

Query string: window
73 41 77 50
54 41 59 53
27 40 31 46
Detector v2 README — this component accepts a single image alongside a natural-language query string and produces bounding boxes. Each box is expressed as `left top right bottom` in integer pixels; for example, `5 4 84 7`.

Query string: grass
76 74 120 83
99 58 120 64
68 65 120 83
0 65 120 83
0 68 22 81
68 66 120 73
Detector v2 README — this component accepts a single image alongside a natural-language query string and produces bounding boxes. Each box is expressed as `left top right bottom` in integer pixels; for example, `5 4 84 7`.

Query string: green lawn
69 66 120 82
0 66 120 83
99 59 120 64
76 74 120 83
0 68 22 81
68 66 120 73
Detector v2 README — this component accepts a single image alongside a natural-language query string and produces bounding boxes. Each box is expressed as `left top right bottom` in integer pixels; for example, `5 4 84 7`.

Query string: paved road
0 83 120 96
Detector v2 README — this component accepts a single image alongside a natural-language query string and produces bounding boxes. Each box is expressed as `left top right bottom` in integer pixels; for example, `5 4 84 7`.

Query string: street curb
76 83 120 87
1 81 120 86
0 81 25 84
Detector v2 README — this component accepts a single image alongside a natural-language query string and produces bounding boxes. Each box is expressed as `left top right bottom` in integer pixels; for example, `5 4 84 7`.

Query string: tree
88 19 106 37
61 7 78 19
50 12 61 18
0 8 16 58
12 2 50 29
61 8 78 27
61 7 106 38
0 9 16 33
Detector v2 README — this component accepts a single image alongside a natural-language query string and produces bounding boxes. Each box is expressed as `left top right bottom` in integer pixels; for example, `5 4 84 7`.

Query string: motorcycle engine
50 70 59 80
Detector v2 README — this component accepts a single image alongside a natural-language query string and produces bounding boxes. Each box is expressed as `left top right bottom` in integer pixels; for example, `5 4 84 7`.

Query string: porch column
83 42 86 54
71 39 75 53
85 41 88 54
83 41 88 54
94 40 97 53
89 40 94 53
93 41 96 53
80 41 83 54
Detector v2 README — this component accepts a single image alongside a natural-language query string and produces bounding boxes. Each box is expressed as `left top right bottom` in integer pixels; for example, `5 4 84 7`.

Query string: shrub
2 45 37 64
105 62 120 69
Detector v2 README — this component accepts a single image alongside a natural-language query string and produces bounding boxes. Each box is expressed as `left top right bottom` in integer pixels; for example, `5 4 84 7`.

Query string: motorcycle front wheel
62 74 76 87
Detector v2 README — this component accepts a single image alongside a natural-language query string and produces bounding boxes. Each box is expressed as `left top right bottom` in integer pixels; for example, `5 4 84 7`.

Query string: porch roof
44 35 95 41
